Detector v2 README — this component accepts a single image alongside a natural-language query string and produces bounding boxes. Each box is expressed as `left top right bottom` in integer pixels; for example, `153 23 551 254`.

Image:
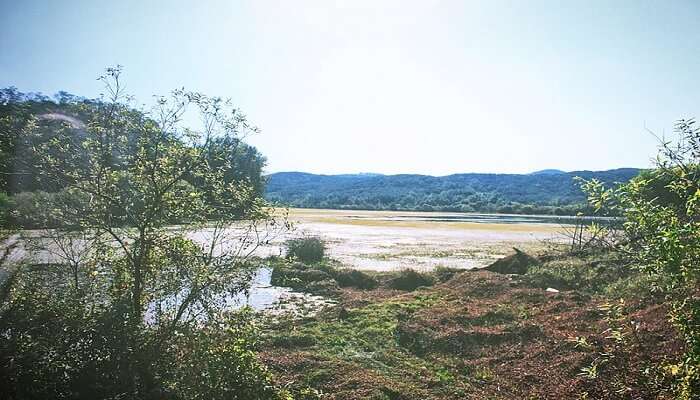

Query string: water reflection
228 267 333 313
345 213 616 225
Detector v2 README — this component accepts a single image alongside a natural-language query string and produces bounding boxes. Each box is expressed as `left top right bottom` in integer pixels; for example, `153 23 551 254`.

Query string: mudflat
284 208 568 271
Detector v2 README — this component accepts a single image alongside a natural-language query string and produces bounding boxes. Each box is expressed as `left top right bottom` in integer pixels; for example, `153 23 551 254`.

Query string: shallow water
145 267 331 319
344 212 611 225
228 267 330 312
4 209 578 312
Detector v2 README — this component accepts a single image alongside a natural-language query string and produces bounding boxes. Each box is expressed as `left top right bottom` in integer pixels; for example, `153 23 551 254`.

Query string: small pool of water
146 267 332 324
227 267 333 313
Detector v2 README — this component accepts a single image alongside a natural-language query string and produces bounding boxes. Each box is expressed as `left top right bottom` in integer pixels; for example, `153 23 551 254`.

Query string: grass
260 248 681 399
312 216 562 232
362 248 499 262
263 293 482 398
522 250 653 299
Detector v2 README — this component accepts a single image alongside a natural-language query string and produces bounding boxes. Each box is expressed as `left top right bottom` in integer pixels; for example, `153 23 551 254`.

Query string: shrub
9 191 56 228
335 269 378 290
270 262 339 295
388 269 434 291
582 119 700 397
163 311 285 400
285 236 325 264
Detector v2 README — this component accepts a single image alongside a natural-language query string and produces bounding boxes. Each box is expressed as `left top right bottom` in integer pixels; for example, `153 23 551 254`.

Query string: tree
582 119 700 398
0 67 289 399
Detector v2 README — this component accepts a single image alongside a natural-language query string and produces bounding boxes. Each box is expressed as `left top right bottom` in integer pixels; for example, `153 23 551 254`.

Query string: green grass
264 292 486 397
261 249 666 398
522 250 650 298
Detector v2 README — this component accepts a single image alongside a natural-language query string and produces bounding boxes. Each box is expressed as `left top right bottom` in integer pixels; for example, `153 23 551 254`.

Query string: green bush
9 191 56 228
0 262 286 400
582 119 700 398
335 269 378 289
285 236 325 264
388 269 434 291
162 310 284 400
270 261 340 295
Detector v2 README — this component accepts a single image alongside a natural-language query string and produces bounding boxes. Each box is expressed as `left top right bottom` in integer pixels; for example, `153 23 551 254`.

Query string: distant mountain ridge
529 169 566 175
264 168 642 215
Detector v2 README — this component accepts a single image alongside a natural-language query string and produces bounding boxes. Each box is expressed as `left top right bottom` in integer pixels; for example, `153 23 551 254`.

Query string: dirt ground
260 255 682 400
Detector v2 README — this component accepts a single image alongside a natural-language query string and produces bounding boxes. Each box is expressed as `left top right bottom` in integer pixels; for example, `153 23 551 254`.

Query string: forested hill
0 87 268 228
265 169 641 215
0 87 267 197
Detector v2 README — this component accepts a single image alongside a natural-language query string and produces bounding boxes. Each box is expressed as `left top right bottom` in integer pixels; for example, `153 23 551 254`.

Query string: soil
260 268 682 399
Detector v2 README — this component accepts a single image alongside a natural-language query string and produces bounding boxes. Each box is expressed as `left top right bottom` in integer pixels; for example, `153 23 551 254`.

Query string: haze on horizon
2 0 699 175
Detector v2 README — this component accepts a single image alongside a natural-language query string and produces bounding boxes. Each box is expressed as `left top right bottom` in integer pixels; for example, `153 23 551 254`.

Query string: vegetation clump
522 250 640 295
269 259 342 296
432 266 464 283
335 269 378 289
285 236 326 264
581 119 700 397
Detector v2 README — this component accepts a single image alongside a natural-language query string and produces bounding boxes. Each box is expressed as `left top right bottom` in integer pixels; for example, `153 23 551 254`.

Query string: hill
264 168 641 215
529 169 566 175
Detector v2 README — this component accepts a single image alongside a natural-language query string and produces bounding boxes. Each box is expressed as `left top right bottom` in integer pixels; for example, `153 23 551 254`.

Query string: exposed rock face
483 248 539 275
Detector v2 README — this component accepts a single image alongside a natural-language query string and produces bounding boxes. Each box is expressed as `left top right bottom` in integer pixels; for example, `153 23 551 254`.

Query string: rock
545 287 560 293
483 248 539 275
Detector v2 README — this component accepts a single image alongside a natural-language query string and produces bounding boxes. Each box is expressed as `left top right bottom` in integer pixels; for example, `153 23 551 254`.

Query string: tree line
265 169 641 215
0 85 267 228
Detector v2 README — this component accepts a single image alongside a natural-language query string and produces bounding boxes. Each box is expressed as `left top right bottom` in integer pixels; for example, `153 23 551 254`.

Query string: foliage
160 310 284 400
285 236 326 264
5 190 89 229
0 86 268 227
0 68 287 399
270 260 338 295
265 169 640 215
335 269 378 289
582 118 700 398
0 269 283 400
523 250 640 295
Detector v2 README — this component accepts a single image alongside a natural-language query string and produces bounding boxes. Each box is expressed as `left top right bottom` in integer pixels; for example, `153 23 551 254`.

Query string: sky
1 0 699 175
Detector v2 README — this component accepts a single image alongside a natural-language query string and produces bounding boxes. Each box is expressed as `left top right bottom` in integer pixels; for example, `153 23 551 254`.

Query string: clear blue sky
1 0 699 175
